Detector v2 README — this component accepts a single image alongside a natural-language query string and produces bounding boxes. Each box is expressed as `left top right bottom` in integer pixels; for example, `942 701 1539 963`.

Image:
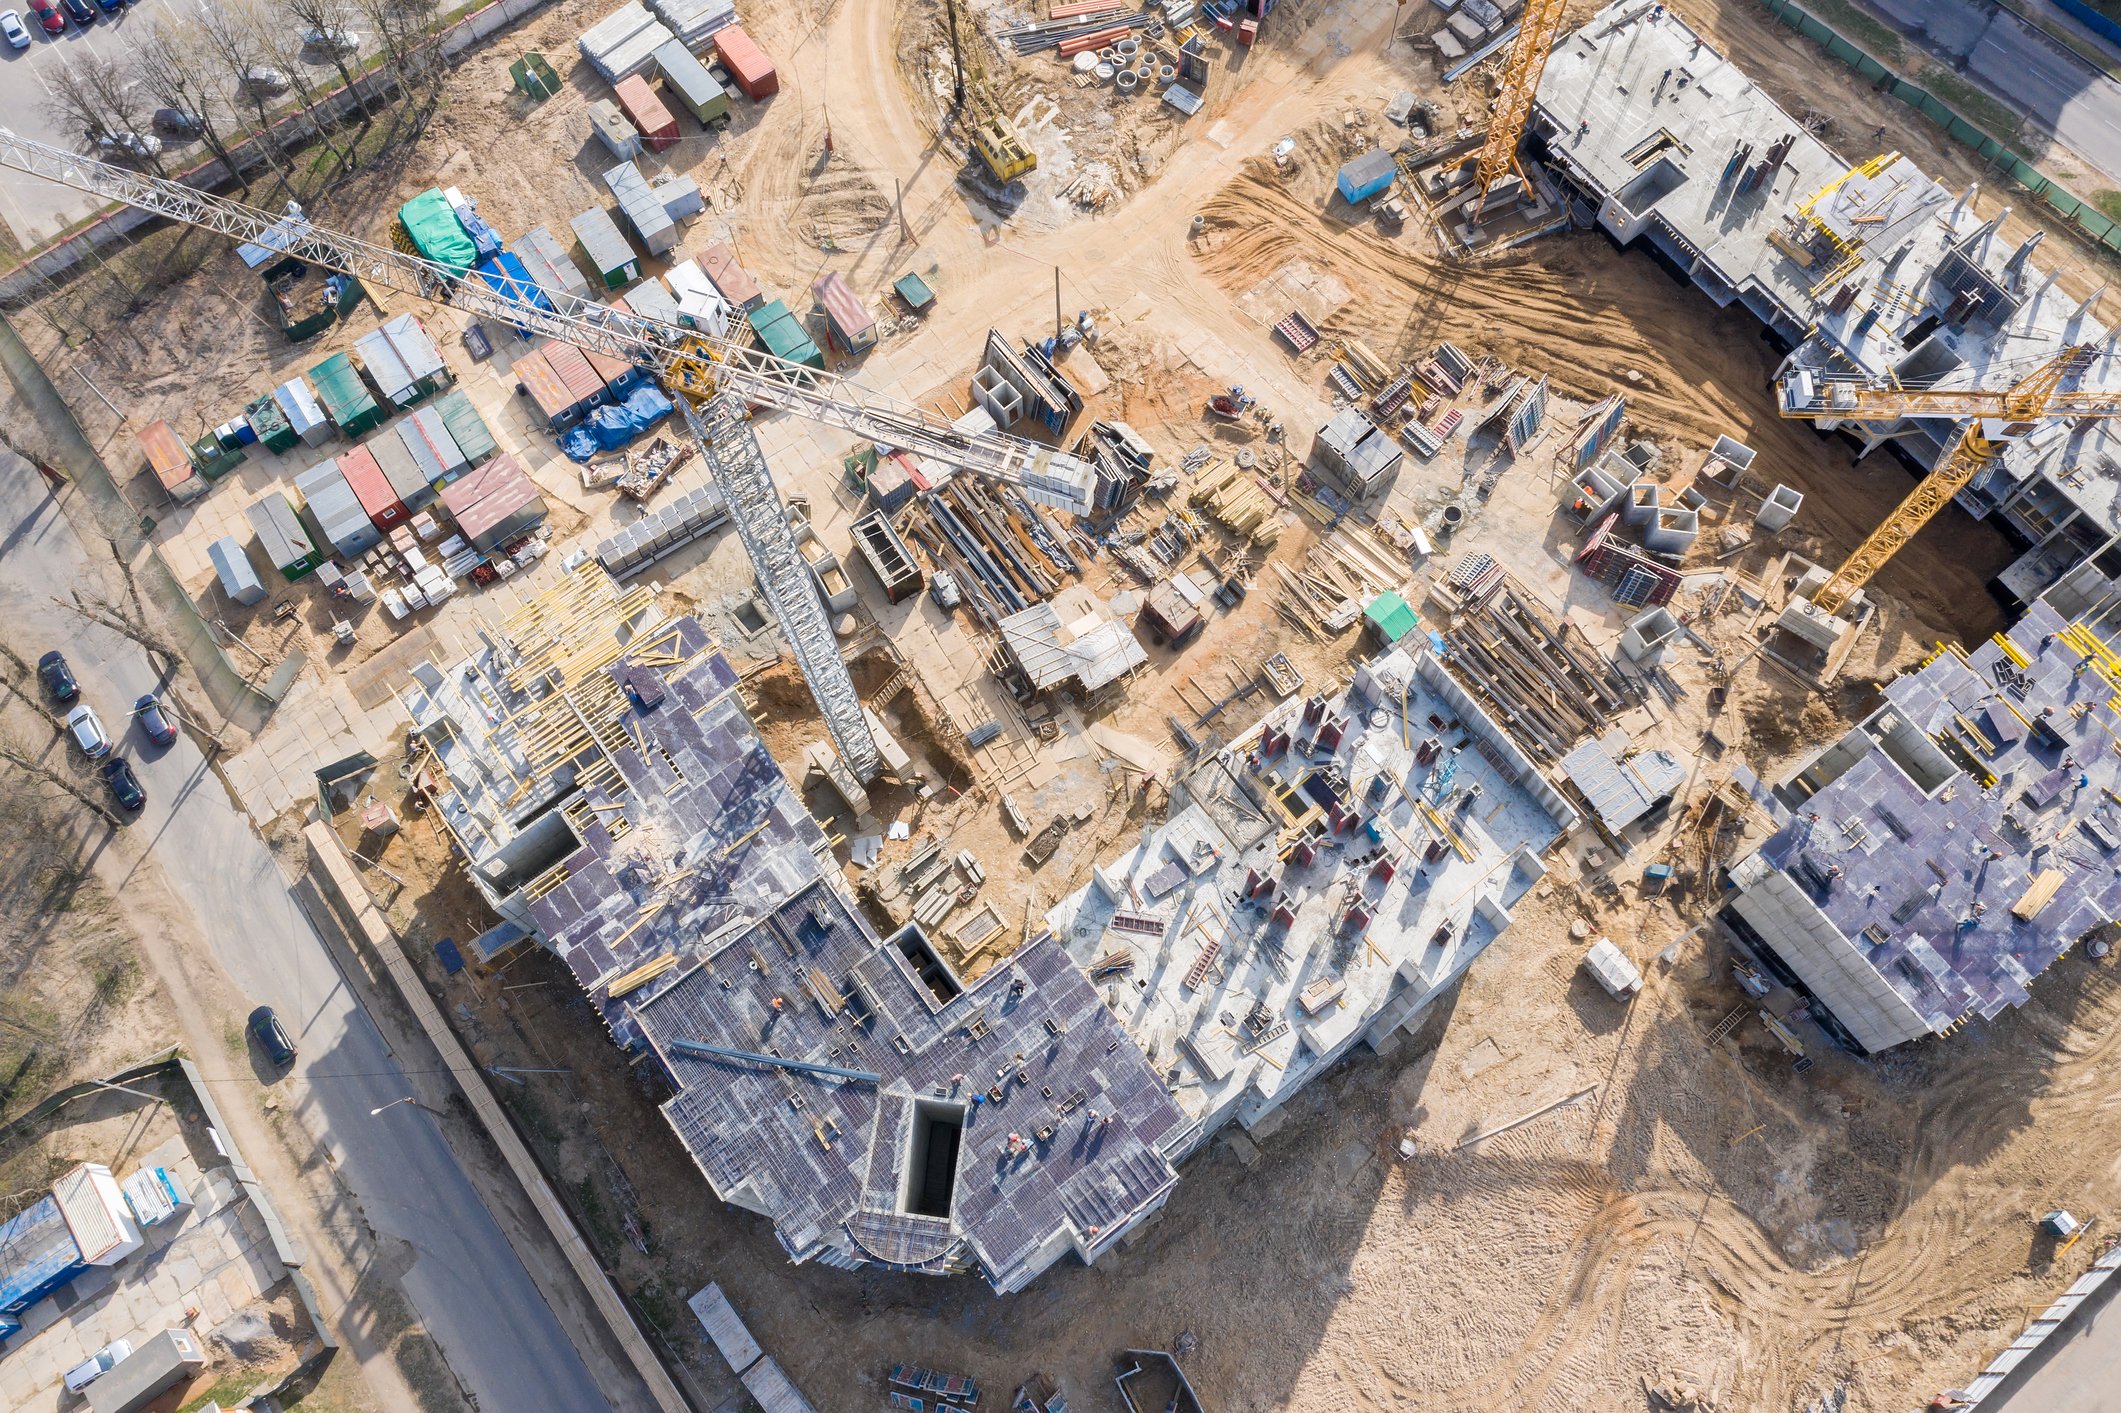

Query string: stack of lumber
1189 457 1281 546
1338 338 1394 391
1441 580 1631 760
1270 525 1410 635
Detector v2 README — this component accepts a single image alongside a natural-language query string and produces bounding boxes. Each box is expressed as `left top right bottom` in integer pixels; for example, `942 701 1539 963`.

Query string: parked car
100 757 144 812
0 10 32 46
238 65 287 94
66 703 111 758
133 692 176 747
91 129 162 161
302 25 358 52
26 0 62 32
57 0 92 26
248 1006 296 1067
91 0 120 12
63 1339 133 1394
36 650 78 703
151 106 203 137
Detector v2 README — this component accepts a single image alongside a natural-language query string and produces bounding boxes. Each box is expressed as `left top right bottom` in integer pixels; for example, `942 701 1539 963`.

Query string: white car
0 10 31 48
302 25 359 52
64 1339 132 1393
92 130 163 161
66 703 111 758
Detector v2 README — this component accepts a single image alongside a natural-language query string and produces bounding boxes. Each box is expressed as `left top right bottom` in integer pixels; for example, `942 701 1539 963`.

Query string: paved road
1989 1267 2121 1409
1870 0 2121 190
0 453 619 1413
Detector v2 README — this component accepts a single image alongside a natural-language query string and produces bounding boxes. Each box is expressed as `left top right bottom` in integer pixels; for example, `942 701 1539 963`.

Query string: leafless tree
280 0 371 127
43 51 159 171
0 737 123 829
350 0 443 146
133 17 252 193
197 0 295 198
250 15 355 181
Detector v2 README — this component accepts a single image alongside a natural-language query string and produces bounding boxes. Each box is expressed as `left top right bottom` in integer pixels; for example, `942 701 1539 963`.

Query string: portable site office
619 275 681 325
137 420 203 503
439 452 549 553
368 427 437 513
434 389 497 471
666 260 733 336
604 161 679 253
746 299 823 370
294 459 383 557
209 537 267 607
571 207 642 289
810 271 876 356
355 314 450 409
273 376 335 447
653 39 731 127
544 342 610 410
517 224 593 301
699 241 763 311
405 406 470 484
337 444 407 529
246 493 325 580
309 352 382 436
514 347 593 430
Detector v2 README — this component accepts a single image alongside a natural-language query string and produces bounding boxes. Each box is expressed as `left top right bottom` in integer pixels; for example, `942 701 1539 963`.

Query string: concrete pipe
1117 36 1139 55
1094 62 1115 81
1116 69 1140 93
1160 64 1176 81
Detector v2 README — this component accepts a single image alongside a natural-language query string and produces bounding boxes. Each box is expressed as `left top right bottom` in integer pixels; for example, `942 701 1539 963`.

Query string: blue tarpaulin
477 252 553 335
560 384 674 461
458 208 504 262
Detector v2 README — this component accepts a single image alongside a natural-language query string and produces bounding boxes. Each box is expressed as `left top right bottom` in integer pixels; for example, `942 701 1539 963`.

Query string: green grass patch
2092 191 2121 224
1921 67 2027 145
1795 0 1904 62
180 1372 271 1412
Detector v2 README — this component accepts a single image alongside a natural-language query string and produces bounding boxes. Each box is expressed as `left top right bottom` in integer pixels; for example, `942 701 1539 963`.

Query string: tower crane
0 130 1102 781
1776 343 2113 615
1472 0 1569 218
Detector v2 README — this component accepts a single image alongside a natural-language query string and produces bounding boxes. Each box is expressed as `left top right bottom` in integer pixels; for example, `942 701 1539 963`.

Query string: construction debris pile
898 479 1084 626
1435 563 1633 760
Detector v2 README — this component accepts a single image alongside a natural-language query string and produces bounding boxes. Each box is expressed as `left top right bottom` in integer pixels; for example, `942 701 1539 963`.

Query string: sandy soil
21 0 2121 1408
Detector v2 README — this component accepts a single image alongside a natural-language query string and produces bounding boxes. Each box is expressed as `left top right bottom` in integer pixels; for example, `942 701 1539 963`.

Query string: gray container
370 427 438 513
88 1329 207 1413
604 161 679 254
294 459 382 558
208 536 267 606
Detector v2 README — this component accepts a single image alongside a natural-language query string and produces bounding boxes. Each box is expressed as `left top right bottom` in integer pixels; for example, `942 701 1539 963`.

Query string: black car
36 651 78 703
58 0 91 24
151 107 203 138
132 693 176 747
99 757 144 812
248 1006 297 1068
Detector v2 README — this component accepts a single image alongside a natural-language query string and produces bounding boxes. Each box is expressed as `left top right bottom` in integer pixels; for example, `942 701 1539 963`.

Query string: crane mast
1777 344 2110 616
1472 0 1569 217
0 129 1104 781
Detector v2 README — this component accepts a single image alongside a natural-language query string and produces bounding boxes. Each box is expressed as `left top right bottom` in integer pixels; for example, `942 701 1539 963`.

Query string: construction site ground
17 0 2121 1409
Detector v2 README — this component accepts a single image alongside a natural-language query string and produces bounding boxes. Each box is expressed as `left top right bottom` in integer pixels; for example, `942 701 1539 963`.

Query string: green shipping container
747 299 823 371
192 433 246 480
434 389 497 472
245 393 300 454
309 352 383 437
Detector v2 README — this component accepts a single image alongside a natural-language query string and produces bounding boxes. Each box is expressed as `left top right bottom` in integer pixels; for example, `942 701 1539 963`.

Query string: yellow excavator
944 0 1036 186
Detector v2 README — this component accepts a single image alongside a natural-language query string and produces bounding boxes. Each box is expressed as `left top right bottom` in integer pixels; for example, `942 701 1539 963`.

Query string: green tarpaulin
399 189 476 272
1365 591 1418 643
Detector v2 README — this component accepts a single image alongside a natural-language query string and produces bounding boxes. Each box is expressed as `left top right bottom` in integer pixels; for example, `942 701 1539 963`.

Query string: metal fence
1760 0 2121 255
2053 0 2121 51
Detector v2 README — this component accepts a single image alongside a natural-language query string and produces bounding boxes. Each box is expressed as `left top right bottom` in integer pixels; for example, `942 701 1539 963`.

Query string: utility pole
1054 267 1062 343
944 0 966 113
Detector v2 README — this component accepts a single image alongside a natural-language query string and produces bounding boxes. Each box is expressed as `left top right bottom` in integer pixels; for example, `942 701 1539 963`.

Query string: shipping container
273 376 335 446
666 260 732 336
87 1328 207 1413
619 274 681 326
747 299 824 370
613 73 680 151
52 1164 142 1268
370 426 438 512
244 392 300 453
653 39 731 126
209 536 267 606
698 242 764 311
246 493 325 579
544 341 610 410
712 23 777 99
570 206 642 289
294 459 382 557
310 352 383 436
583 342 647 398
441 452 550 552
604 160 678 253
809 270 877 356
137 420 203 503
0 1194 86 1321
357 313 449 408
434 389 498 470
1335 148 1397 205
513 348 579 430
336 445 408 530
518 224 592 302
406 405 470 484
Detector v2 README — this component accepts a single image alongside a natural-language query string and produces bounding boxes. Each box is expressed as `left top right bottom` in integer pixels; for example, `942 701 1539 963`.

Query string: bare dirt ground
21 0 2121 1408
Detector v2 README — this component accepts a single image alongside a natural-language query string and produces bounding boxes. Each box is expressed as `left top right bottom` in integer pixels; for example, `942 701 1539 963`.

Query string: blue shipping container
1336 149 1397 205
0 1194 87 1316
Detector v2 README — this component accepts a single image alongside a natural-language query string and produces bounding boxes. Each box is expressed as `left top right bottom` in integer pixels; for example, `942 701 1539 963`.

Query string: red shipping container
514 348 577 428
612 75 680 153
712 24 778 100
699 242 763 311
337 445 407 530
543 343 606 407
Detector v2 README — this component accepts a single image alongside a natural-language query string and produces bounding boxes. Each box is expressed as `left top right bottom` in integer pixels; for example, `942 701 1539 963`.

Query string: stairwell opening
902 1099 967 1219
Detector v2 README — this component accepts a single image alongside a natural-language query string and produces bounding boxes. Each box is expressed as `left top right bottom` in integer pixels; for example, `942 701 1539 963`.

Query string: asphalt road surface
1989 1267 2121 1410
0 452 621 1413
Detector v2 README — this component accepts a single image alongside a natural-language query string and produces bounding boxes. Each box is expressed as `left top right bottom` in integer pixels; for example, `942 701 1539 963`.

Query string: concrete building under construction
1724 594 2121 1052
401 569 1191 1292
1533 1 2121 606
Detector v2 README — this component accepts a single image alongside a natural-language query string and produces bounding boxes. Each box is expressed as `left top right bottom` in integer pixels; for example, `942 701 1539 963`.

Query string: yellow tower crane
1472 0 1571 217
1776 343 2113 615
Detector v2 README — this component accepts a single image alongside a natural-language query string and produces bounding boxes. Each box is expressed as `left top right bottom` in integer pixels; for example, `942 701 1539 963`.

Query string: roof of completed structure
1746 599 2121 1038
1046 648 1574 1134
631 883 1191 1291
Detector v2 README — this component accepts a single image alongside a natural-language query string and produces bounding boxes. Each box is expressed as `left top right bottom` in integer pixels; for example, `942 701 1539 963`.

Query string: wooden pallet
1273 310 1319 353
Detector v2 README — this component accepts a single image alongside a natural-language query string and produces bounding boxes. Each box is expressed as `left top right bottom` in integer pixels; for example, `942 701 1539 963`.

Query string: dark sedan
36 651 78 703
132 693 177 747
99 757 144 812
57 0 90 25
248 1006 297 1068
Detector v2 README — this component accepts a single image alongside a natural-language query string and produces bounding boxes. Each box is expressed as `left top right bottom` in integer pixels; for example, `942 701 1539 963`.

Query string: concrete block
1756 483 1803 531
